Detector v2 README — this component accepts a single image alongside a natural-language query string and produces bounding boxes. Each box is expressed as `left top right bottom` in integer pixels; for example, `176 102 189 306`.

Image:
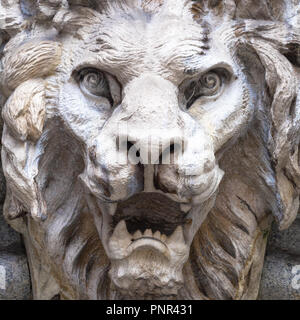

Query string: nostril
169 144 175 154
127 141 134 151
127 140 140 158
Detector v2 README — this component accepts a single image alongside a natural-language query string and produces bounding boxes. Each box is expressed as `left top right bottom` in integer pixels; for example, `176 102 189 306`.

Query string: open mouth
113 192 188 236
107 192 191 260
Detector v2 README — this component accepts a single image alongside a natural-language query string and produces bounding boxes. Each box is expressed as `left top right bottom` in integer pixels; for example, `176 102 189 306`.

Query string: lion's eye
183 69 228 109
77 68 114 104
199 72 221 95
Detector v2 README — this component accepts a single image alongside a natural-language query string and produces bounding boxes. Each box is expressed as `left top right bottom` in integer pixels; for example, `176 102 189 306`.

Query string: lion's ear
1 78 48 222
249 35 300 230
2 79 46 142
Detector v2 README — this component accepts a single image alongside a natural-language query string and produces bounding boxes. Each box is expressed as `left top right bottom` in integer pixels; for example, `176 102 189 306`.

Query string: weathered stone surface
0 248 32 300
259 215 300 300
259 248 300 300
268 215 300 257
0 210 31 300
0 0 299 300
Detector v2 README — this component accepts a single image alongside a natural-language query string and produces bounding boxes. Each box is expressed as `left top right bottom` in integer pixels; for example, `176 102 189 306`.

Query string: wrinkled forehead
70 3 236 85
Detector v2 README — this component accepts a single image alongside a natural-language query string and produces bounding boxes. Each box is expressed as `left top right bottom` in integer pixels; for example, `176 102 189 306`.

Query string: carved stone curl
0 0 299 300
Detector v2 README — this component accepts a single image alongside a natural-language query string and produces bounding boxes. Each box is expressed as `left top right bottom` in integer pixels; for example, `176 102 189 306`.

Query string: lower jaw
110 276 183 298
106 221 190 297
109 246 186 297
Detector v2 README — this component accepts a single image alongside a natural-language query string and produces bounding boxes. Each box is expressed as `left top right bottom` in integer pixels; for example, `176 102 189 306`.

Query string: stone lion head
0 0 299 299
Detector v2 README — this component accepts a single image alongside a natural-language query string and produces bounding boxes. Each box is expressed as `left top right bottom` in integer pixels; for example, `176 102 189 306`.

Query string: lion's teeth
180 203 192 213
167 226 185 245
133 230 142 240
153 230 161 239
160 234 167 243
144 229 152 237
132 229 167 242
109 220 132 257
112 220 131 239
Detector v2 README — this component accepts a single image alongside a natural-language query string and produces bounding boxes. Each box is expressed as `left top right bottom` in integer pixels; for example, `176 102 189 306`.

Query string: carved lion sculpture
0 0 300 300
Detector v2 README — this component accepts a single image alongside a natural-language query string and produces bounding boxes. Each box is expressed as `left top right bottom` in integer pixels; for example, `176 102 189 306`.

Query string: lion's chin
109 246 185 298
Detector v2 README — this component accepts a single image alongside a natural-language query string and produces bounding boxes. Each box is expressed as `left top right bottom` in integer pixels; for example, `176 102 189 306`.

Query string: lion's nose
111 73 187 165
117 133 185 165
